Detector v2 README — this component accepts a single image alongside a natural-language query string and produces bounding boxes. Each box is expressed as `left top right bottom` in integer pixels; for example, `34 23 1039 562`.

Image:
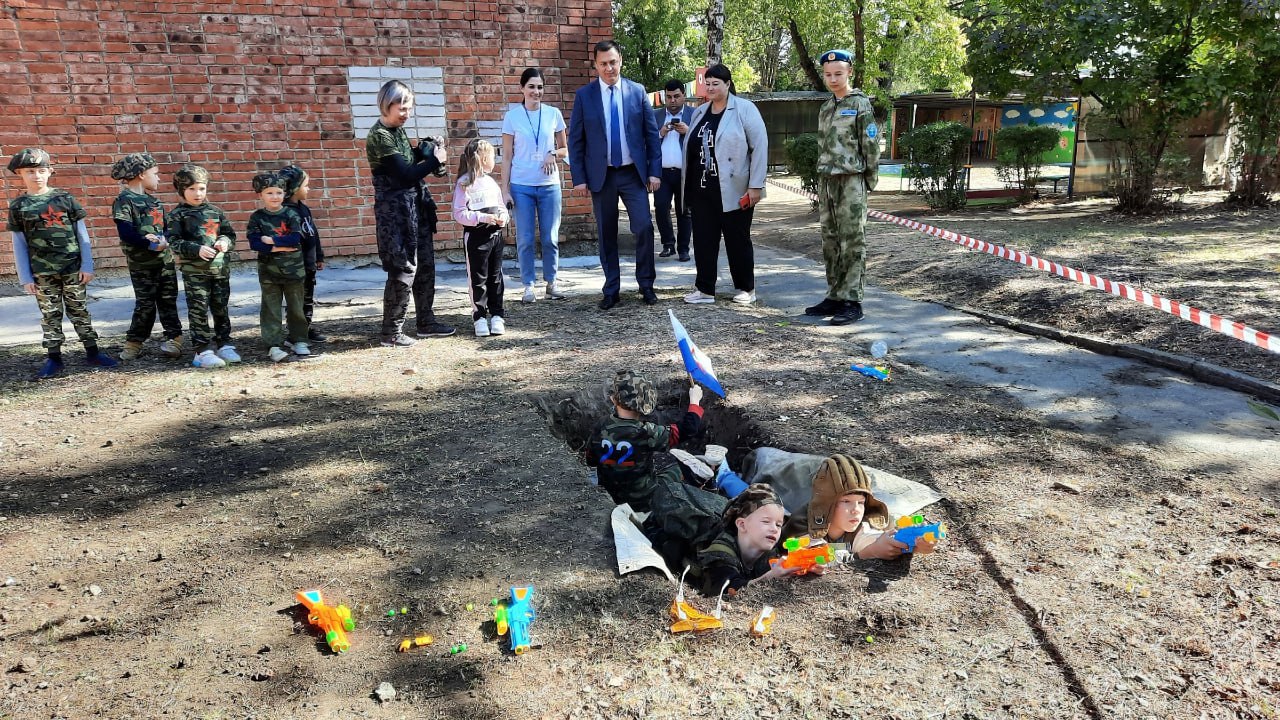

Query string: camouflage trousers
818 174 871 302
125 260 183 343
34 272 98 351
181 272 232 350
260 275 308 348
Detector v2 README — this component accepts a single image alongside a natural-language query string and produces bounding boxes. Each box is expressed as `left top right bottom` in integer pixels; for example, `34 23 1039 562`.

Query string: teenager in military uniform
167 164 239 369
247 172 309 363
6 148 117 379
806 49 880 326
110 152 184 361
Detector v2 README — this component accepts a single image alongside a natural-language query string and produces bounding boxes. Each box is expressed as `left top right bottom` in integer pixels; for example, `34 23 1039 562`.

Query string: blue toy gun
893 514 946 552
495 586 536 655
851 364 891 382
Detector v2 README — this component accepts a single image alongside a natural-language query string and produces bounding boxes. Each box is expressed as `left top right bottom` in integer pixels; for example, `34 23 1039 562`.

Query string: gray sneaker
380 333 417 347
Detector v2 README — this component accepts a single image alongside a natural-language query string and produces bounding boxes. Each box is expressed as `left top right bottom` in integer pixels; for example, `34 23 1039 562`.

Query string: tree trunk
788 17 823 91
705 0 725 67
757 22 785 91
853 0 866 88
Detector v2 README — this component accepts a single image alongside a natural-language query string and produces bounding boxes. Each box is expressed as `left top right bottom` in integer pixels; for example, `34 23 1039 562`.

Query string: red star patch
201 218 220 240
148 207 164 227
273 221 290 237
40 206 66 228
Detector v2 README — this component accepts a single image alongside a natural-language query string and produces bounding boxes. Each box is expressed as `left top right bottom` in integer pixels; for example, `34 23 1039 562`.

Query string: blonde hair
457 139 495 187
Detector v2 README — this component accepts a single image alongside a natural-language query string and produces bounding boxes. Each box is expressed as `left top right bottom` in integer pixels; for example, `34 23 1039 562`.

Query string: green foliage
900 121 970 210
994 125 1060 202
784 133 822 203
612 0 701 90
1209 3 1280 207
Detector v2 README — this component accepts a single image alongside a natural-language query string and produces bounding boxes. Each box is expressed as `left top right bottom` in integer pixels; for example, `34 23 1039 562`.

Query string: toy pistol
769 536 835 575
893 514 946 552
295 589 356 653
851 363 891 382
494 586 536 655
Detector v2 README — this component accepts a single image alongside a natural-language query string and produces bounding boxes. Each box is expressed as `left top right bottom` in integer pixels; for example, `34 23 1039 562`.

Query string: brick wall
0 0 612 277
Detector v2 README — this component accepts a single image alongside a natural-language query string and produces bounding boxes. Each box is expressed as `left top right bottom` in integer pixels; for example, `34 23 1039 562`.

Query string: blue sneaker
37 357 65 380
86 352 118 368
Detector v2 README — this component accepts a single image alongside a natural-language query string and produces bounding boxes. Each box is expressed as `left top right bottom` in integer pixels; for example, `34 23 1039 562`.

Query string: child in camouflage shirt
247 171 309 362
278 164 326 343
110 152 184 361
167 164 239 369
586 369 704 512
695 484 798 596
6 148 117 380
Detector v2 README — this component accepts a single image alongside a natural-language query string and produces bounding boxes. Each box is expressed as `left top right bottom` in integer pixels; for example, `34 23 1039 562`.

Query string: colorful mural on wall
1001 103 1077 163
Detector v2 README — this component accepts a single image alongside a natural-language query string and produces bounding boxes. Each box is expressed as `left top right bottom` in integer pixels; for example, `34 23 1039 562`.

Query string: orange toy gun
295 589 356 654
769 536 835 575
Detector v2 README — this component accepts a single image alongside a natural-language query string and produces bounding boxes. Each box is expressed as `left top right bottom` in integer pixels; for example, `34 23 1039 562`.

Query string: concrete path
2 190 1277 475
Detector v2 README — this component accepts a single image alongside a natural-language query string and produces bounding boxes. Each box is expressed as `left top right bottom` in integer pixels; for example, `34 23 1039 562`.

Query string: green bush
994 125 1060 202
899 121 970 210
785 133 822 203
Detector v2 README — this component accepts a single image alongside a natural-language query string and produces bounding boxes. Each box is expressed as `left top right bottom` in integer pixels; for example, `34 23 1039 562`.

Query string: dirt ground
2 190 1279 720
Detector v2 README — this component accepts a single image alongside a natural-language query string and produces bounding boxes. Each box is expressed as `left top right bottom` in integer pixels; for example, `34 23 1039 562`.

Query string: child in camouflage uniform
110 152 184 361
586 369 704 511
278 164 326 343
167 164 239 369
695 483 798 596
247 171 310 363
6 148 117 380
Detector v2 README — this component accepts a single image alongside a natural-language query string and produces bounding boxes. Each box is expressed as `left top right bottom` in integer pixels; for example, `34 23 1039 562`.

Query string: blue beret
820 49 853 65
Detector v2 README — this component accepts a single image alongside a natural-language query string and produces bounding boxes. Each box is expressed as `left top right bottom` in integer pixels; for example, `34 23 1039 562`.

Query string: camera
415 135 450 177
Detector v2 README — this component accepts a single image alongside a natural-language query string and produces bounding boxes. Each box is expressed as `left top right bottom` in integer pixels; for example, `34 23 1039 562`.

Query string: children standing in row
278 164 326 344
167 164 239 369
6 149 118 379
451 139 510 338
110 152 184 361
247 172 310 362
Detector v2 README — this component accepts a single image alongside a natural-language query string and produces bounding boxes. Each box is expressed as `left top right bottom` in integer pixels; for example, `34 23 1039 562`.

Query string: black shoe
308 328 328 343
659 247 676 258
415 322 457 338
804 297 843 316
37 356 65 380
599 294 620 310
677 252 691 262
640 288 659 306
830 301 864 326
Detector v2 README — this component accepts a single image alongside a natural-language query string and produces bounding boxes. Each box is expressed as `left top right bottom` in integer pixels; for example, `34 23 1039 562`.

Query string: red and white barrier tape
766 178 1280 356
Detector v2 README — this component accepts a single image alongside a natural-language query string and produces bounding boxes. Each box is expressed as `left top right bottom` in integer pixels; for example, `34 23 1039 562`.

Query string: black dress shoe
640 288 659 306
677 253 691 262
804 297 843 316
659 247 676 257
830 301 864 326
599 294 620 310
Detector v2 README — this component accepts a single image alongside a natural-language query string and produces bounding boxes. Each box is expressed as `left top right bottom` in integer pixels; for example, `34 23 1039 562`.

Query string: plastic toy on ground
893 514 947 551
494 586 536 655
397 635 433 653
750 606 776 637
296 589 356 654
669 568 725 634
769 536 835 575
851 363 891 382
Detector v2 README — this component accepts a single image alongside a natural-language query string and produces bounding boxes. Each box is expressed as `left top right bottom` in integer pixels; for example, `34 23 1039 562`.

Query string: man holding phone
654 79 694 261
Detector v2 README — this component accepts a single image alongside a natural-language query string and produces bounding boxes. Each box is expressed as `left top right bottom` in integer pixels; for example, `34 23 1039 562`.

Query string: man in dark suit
653 79 694 261
568 40 663 310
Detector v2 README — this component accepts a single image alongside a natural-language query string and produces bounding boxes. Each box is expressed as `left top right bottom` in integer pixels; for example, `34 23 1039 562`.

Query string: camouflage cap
110 152 157 181
610 369 656 415
252 172 288 194
173 164 210 195
723 483 784 527
7 148 51 174
808 454 889 533
820 49 853 65
277 164 308 199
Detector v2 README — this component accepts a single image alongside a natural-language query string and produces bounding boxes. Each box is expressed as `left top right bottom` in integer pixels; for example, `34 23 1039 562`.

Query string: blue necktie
609 85 623 167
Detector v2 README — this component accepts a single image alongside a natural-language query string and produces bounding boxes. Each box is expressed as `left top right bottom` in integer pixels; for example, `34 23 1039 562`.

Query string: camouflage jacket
7 190 87 276
817 90 880 189
587 406 704 512
247 207 306 282
365 120 414 177
695 529 778 596
111 188 172 269
167 202 236 277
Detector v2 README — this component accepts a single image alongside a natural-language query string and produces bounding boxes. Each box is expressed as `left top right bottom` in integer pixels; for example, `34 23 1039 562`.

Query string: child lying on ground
695 484 799 596
781 454 938 560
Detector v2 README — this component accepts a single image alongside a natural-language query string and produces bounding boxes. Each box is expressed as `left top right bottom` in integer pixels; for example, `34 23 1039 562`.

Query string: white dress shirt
661 110 684 168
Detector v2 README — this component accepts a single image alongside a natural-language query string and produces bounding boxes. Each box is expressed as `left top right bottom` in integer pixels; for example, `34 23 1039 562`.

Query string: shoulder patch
867 123 879 139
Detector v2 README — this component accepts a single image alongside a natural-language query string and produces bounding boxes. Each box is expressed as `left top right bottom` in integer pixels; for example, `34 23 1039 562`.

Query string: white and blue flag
668 309 726 397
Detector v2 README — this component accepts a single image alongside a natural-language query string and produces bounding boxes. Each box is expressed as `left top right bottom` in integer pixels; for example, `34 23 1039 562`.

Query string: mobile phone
738 193 752 210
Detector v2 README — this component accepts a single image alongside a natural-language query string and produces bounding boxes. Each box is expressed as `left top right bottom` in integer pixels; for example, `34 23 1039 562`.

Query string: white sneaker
192 350 226 369
522 284 537 303
546 281 568 299
215 345 241 363
684 290 715 304
268 346 289 363
489 316 506 335
292 342 311 356
732 289 757 305
474 318 491 337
